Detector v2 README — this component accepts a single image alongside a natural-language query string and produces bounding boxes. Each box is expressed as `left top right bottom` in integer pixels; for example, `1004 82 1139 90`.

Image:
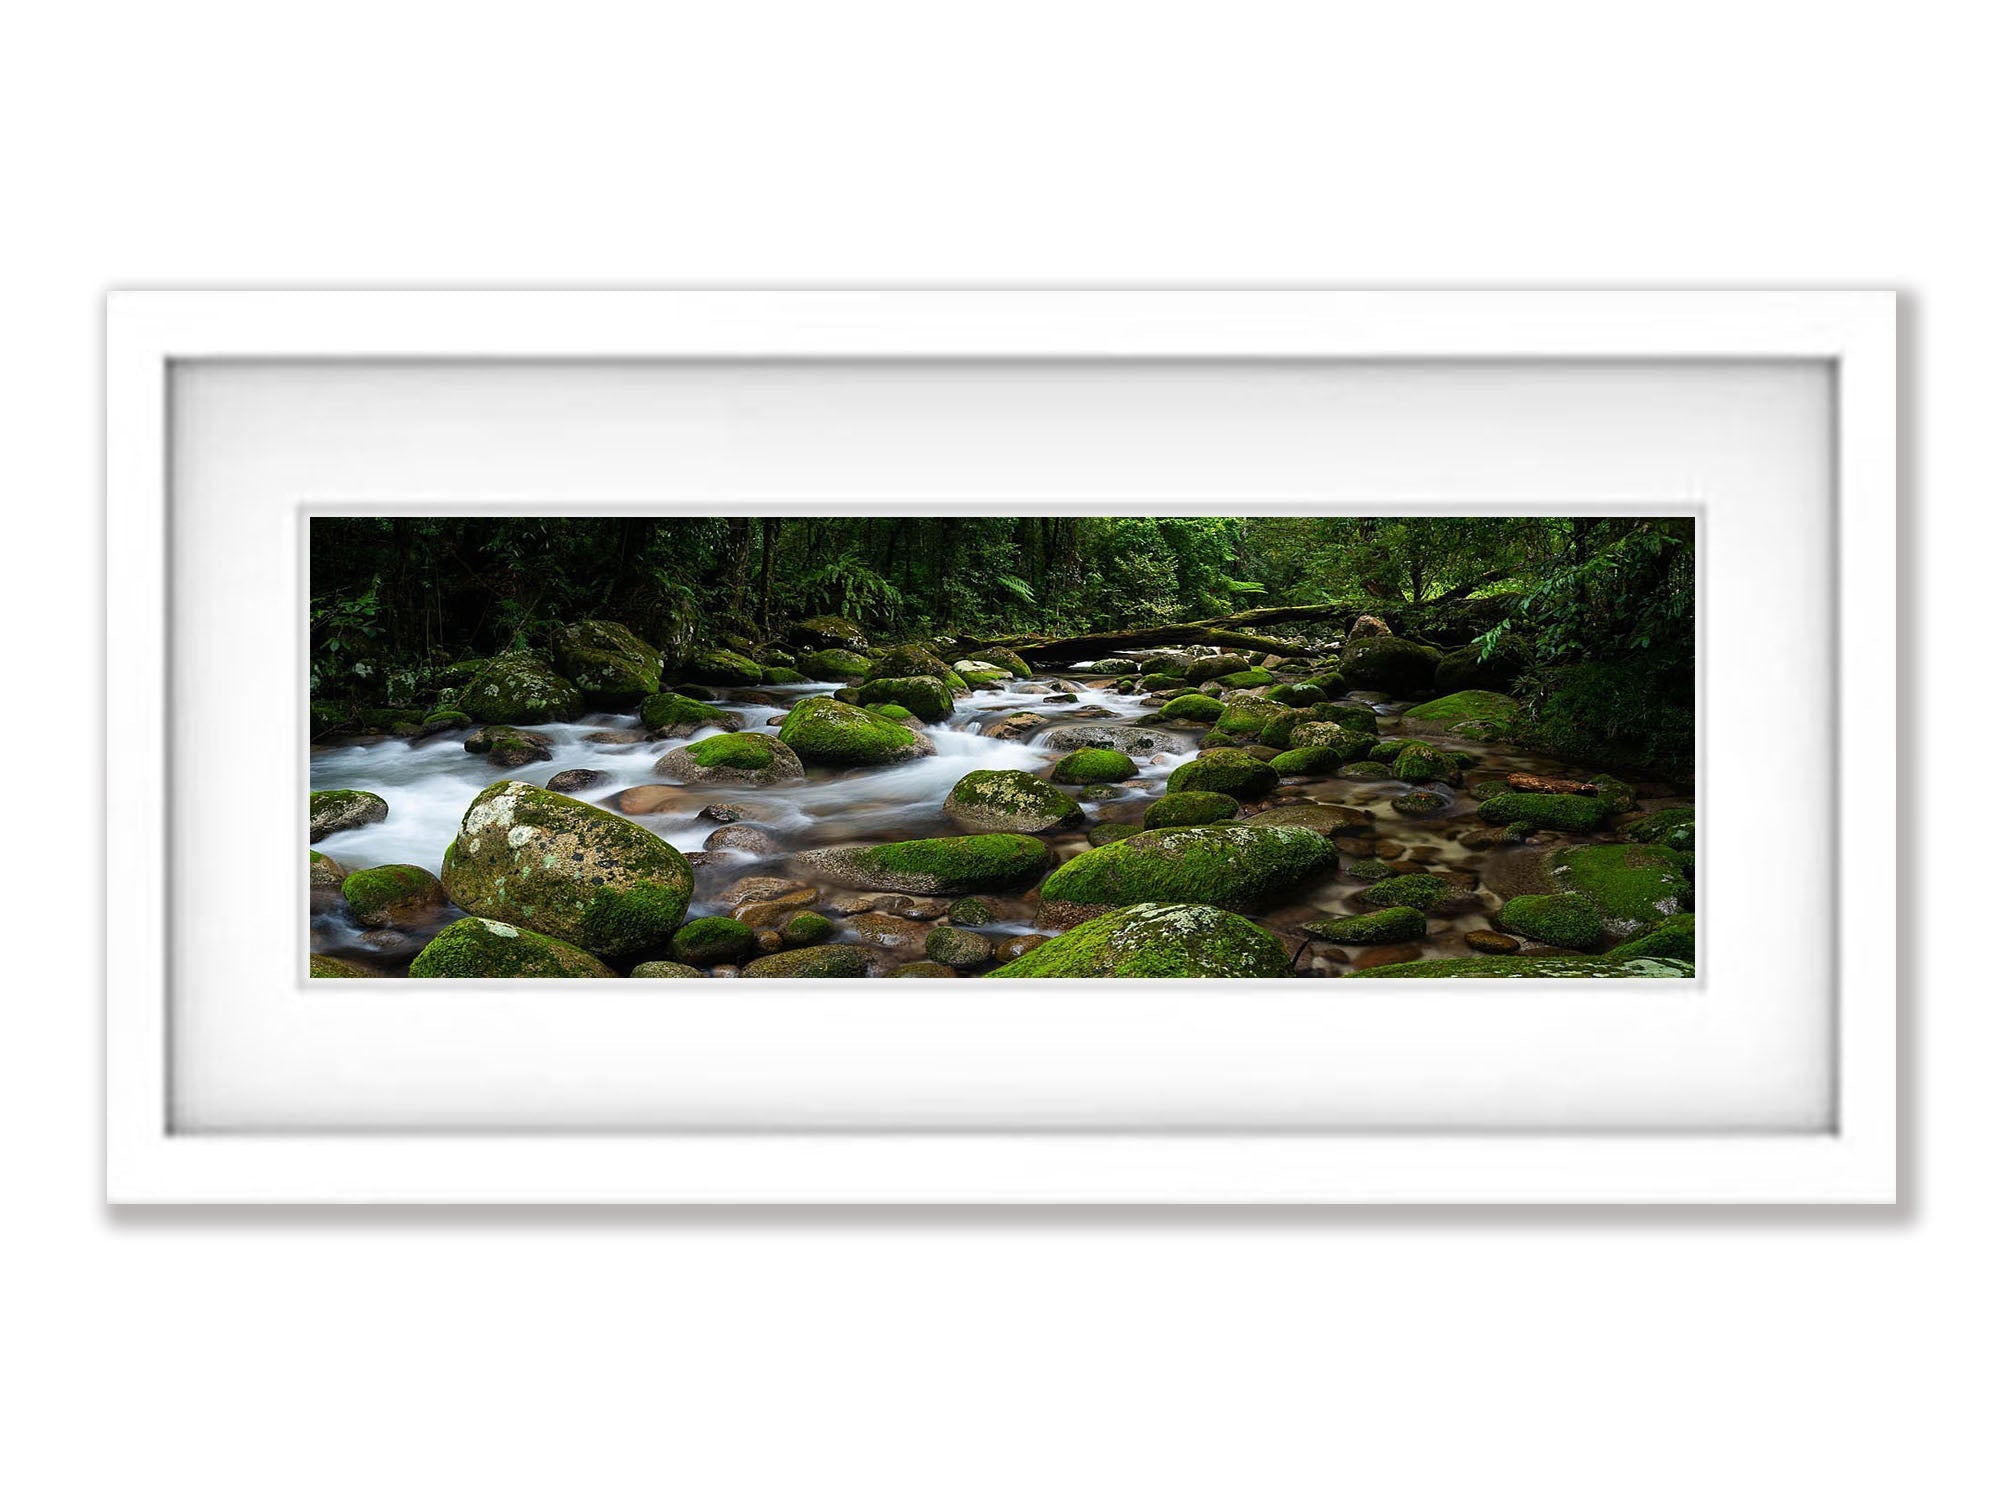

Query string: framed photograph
107 290 1895 1203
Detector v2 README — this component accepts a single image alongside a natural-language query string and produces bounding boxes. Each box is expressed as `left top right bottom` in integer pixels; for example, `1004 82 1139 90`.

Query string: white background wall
1 4 1986 1497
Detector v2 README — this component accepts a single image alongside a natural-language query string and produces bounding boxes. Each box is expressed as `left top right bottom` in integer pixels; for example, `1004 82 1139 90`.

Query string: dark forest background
310 515 1695 774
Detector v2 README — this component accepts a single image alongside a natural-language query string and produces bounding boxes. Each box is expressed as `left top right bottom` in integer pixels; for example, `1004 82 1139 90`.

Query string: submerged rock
795 834 1051 896
440 780 694 960
988 902 1294 978
652 731 807 786
309 789 388 842
409 917 616 978
778 695 935 766
943 769 1084 834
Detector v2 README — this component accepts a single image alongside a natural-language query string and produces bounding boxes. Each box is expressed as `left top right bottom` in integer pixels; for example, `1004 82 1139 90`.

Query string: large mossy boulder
1304 907 1428 945
460 652 585 723
1434 639 1528 696
439 780 694 960
685 647 764 686
1476 791 1610 834
943 769 1084 833
1240 803 1372 838
652 731 806 786
1143 790 1240 830
1339 635 1441 696
1546 842 1693 939
741 943 872 978
1164 749 1279 801
1497 892 1603 950
1402 689 1522 741
988 902 1294 978
552 620 663 707
778 695 934 766
1625 806 1696 853
1185 656 1253 684
669 915 758 966
856 674 956 723
973 645 1033 678
1391 739 1461 785
789 615 870 652
866 643 954 683
1038 823 1338 919
408 917 617 978
1288 722 1377 762
1607 912 1696 961
340 864 447 928
638 691 743 738
1346 954 1695 979
310 789 388 842
1050 747 1138 784
1160 692 1225 724
796 647 875 682
794 834 1051 895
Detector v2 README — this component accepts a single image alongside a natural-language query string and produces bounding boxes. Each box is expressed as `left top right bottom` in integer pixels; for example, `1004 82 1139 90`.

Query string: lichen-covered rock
1339 635 1441 695
796 647 875 681
969 645 1031 678
1497 892 1603 949
630 960 705 977
408 917 617 978
652 731 807 786
1390 790 1452 816
946 897 995 926
1348 954 1694 979
670 915 758 966
988 902 1293 978
1160 692 1225 723
309 849 347 888
686 648 764 686
943 769 1084 833
466 725 555 768
789 615 870 652
925 925 994 971
552 619 664 706
741 943 871 978
309 789 388 842
1607 912 1696 961
778 695 935 766
1164 749 1279 801
1143 790 1240 830
794 834 1052 896
1546 842 1693 938
638 692 743 738
1476 792 1610 833
1038 823 1338 918
439 780 694 960
340 864 447 928
1050 747 1138 784
1391 740 1462 785
1240 803 1372 838
1287 723 1377 763
1625 806 1696 853
1038 725 1177 755
308 952 374 978
1304 907 1428 945
460 652 585 723
856 674 956 723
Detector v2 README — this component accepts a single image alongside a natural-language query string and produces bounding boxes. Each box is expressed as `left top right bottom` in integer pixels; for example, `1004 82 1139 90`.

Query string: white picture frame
106 290 1896 1204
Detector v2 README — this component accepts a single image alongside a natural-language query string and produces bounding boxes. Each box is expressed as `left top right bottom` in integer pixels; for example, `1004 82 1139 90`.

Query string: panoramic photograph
308 515 1696 980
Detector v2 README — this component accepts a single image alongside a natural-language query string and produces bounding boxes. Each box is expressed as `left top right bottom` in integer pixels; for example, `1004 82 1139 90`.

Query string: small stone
1463 929 1521 954
546 768 609 794
925 925 994 971
699 802 756 823
704 824 781 855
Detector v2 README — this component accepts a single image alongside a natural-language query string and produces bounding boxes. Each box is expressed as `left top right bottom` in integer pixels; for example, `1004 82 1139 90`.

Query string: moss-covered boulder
1358 873 1459 913
1211 667 1276 690
308 952 374 978
1607 912 1696 961
1433 640 1527 696
652 731 806 786
925 925 994 971
789 615 870 652
1141 672 1186 692
670 915 758 966
309 849 347 888
796 647 875 682
856 674 956 723
1266 682 1326 708
1143 790 1240 830
781 910 836 946
1308 703 1384 735
866 643 954 683
684 647 764 686
1288 723 1377 763
778 695 934 766
1339 635 1441 696
1547 842 1693 938
340 864 447 927
1626 806 1696 853
1348 954 1695 979
1160 692 1225 723
977 645 1033 679
408 917 617 978
1392 740 1462 785
1185 656 1253 684
465 726 555 768
1050 747 1138 784
552 620 663 706
943 769 1084 833
1335 761 1395 781
1268 745 1342 776
1402 690 1523 742
638 692 743 738
1038 823 1337 918
460 652 584 723
1497 892 1603 949
1476 792 1610 834
1585 773 1637 816
309 789 388 842
1240 803 1373 839
990 902 1293 978
1304 907 1428 945
630 960 705 977
439 781 694 960
741 943 871 978
794 834 1051 896
1164 749 1279 801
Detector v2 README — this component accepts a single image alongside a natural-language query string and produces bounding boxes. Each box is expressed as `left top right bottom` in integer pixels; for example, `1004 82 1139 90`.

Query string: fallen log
963 602 1350 666
1506 773 1598 797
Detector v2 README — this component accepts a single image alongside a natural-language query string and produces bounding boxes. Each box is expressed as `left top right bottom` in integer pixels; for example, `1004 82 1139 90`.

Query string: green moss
1050 747 1138 784
1256 710 1309 749
1470 779 1510 801
741 944 871 978
1608 913 1696 961
1141 671 1185 692
340 864 444 927
1143 790 1240 829
1288 724 1376 763
1586 773 1637 814
886 960 957 978
1547 843 1693 936
1268 746 1342 775
1391 740 1460 784
1304 906 1428 945
688 648 764 685
782 910 836 946
960 670 1007 689
856 834 1049 890
1161 692 1225 723
1477 792 1610 833
947 897 996 926
925 925 994 970
1626 806 1696 852
1303 671 1347 697
797 647 875 681
1390 790 1451 815
552 620 664 705
639 692 733 733
1087 823 1141 846
1211 667 1276 690
461 652 584 723
1345 858 1394 882
1335 761 1395 781
1186 656 1253 684
778 694 929 765
689 732 778 771
865 643 955 682
670 915 758 965
1498 892 1603 949
944 769 1083 833
1348 954 1694 978
308 953 373 978
420 710 472 731
760 666 808 686
857 674 955 722
1360 873 1450 912
409 917 617 978
309 788 388 842
308 849 346 888
1338 635 1441 695
1039 824 1338 915
1266 682 1326 708
866 702 914 721
630 960 706 977
1402 690 1522 738
988 902 1294 978
1165 749 1279 800
1308 704 1381 735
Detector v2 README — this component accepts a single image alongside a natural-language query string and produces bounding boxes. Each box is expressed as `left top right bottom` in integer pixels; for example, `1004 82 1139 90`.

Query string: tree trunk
962 601 1350 665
